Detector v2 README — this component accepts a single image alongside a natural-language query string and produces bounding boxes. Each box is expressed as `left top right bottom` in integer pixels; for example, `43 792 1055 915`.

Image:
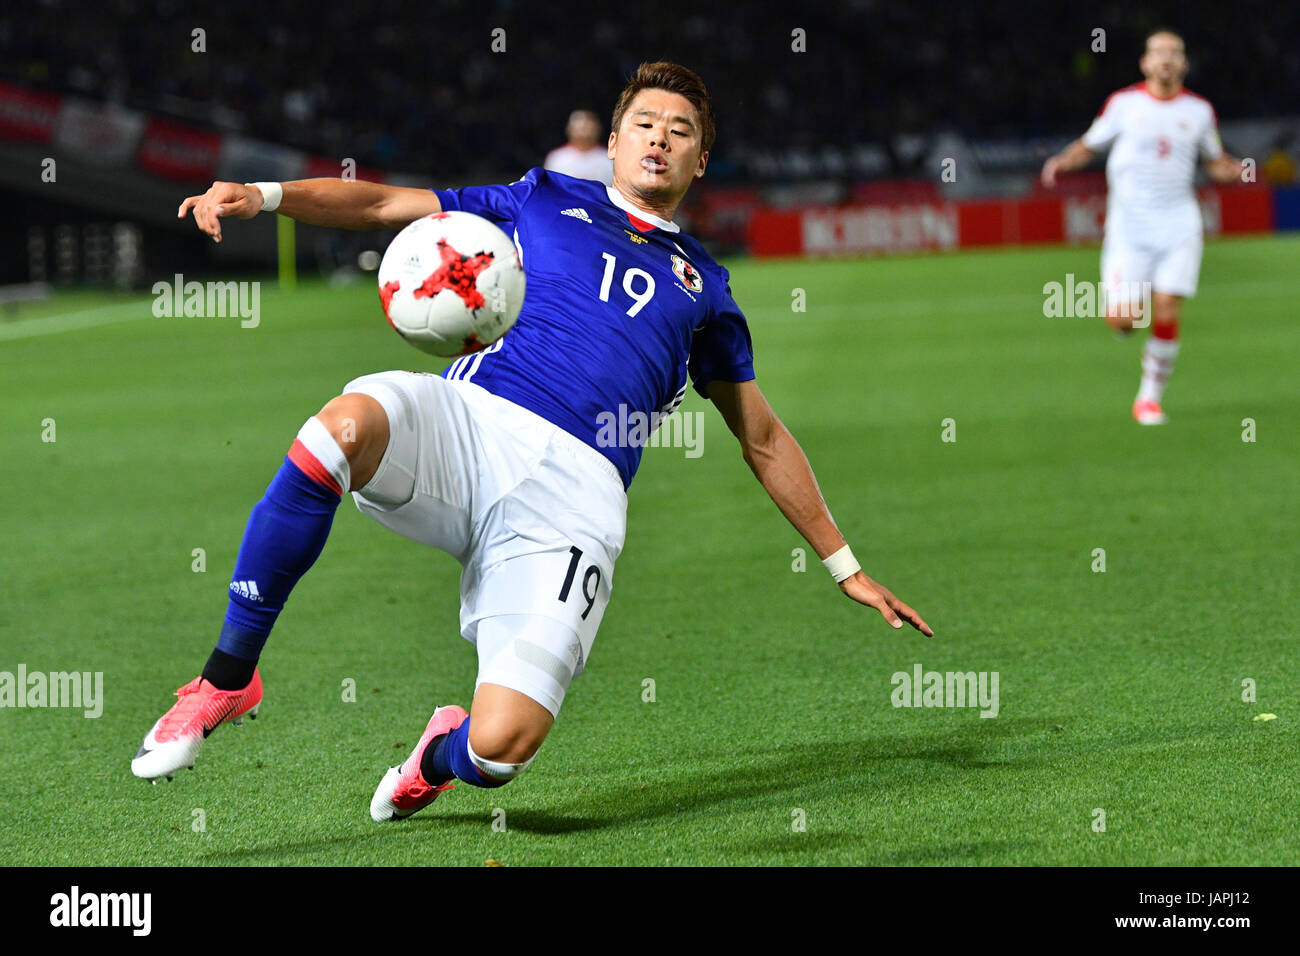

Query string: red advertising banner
691 186 762 247
136 118 224 182
0 81 62 144
749 186 1274 256
956 199 1063 247
751 203 959 257
748 209 803 257
1214 184 1274 232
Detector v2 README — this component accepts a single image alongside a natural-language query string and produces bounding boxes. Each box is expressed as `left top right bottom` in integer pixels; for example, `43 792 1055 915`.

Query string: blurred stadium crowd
3 0 1297 182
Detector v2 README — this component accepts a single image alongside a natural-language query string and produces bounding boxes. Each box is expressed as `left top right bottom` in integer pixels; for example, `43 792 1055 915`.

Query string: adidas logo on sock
229 580 263 602
561 207 592 223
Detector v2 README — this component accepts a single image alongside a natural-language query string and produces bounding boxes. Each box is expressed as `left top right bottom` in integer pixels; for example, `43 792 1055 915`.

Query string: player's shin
202 417 350 689
1137 318 1180 405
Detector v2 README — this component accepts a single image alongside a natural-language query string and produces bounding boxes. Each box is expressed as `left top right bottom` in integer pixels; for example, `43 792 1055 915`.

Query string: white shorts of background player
1101 209 1204 310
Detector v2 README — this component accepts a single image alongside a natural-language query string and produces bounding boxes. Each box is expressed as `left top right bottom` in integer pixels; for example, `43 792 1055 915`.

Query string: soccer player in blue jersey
136 62 932 818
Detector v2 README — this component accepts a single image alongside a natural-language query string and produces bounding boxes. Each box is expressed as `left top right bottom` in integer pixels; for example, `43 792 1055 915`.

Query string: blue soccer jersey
431 168 754 488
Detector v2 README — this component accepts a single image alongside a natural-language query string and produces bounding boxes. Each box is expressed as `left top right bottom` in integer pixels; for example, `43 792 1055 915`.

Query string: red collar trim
626 212 657 232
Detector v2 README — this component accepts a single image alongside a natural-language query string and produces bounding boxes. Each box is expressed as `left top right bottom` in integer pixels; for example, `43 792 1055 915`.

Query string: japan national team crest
671 255 704 293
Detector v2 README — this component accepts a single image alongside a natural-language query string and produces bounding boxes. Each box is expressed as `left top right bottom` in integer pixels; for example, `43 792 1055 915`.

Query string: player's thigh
340 370 479 555
1100 237 1154 317
461 473 624 674
1152 236 1202 301
471 613 581 728
457 402 627 724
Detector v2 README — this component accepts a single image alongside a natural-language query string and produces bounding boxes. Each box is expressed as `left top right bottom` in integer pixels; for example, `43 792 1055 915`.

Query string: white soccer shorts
1101 229 1204 308
341 370 628 716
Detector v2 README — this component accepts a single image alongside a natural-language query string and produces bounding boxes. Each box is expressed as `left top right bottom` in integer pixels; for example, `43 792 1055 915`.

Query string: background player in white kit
544 109 615 184
133 63 932 819
1042 30 1245 424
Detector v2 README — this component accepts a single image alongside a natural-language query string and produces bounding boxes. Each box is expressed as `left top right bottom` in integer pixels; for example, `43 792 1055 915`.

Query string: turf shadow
196 719 1063 856
426 718 1061 836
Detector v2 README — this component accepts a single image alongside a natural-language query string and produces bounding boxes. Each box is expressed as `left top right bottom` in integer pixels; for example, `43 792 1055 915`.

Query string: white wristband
822 544 861 583
248 182 282 213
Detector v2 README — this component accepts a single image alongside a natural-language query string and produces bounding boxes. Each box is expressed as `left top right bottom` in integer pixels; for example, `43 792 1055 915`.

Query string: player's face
609 89 708 205
568 113 601 147
1140 33 1187 86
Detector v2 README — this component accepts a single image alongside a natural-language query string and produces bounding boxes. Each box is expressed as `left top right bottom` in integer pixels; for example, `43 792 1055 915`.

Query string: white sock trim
467 739 535 782
1144 337 1180 360
296 416 351 492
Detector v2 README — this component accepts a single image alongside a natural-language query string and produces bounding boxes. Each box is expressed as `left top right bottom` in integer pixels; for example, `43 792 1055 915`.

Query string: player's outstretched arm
1041 139 1097 188
1205 154 1247 183
708 379 933 636
177 179 442 242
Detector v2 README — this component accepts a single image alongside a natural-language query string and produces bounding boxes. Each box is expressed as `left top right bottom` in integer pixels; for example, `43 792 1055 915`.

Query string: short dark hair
611 61 716 155
1145 28 1185 51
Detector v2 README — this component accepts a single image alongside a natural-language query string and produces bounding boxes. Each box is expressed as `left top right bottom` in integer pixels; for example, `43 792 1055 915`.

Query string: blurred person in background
544 109 614 184
1042 29 1244 426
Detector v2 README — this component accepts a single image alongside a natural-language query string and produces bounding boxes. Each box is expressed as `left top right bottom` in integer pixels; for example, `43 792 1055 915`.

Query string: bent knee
315 393 389 490
468 712 549 770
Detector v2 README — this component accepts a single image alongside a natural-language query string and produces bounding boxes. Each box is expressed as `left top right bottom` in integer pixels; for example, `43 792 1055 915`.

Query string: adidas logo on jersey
229 580 262 602
561 207 592 223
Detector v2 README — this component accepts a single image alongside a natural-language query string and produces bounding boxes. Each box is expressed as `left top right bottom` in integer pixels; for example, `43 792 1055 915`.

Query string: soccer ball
377 211 525 356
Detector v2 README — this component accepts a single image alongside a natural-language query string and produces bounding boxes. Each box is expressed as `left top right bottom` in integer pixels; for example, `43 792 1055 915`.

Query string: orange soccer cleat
1132 399 1168 426
131 671 262 781
369 705 468 822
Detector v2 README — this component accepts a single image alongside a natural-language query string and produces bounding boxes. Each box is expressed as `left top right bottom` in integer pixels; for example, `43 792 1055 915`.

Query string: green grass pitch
2 234 1296 866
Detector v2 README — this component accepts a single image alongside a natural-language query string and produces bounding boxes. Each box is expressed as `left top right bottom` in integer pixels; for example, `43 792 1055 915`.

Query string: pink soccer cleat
131 670 263 781
1132 399 1167 426
369 705 468 822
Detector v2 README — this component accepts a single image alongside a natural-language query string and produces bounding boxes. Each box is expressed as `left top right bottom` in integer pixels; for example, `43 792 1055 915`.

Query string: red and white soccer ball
377 211 525 356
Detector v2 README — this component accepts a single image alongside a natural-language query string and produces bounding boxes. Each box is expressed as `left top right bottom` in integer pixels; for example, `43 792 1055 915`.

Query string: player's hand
177 181 264 243
1040 156 1061 189
839 571 933 636
1208 156 1246 184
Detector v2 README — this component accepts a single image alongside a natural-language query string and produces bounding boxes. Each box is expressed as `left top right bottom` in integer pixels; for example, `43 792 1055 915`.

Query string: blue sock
424 718 506 789
215 455 341 663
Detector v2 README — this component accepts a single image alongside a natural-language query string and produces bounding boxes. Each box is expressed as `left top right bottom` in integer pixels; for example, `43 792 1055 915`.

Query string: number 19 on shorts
557 545 602 620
